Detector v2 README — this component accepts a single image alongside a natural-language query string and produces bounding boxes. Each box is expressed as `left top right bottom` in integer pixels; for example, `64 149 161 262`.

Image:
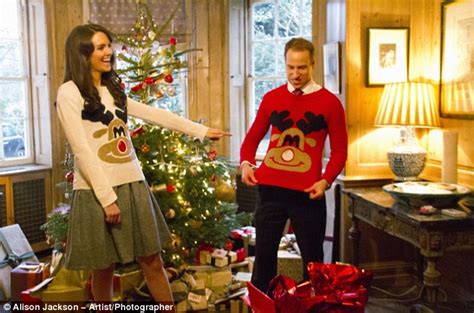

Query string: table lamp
374 82 440 181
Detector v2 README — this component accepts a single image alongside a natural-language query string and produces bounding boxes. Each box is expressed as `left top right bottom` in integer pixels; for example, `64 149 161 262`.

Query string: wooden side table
342 187 474 302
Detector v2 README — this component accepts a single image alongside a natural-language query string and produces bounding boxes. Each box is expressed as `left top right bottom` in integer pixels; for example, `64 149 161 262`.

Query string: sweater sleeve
56 83 117 208
127 98 208 140
321 95 348 184
240 95 271 165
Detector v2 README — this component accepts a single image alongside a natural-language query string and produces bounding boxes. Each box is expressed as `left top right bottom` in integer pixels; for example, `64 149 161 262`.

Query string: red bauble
208 150 217 161
144 77 154 85
164 74 174 83
65 171 74 184
231 230 240 239
131 125 144 138
131 82 144 92
169 37 177 45
120 82 126 90
167 184 175 193
225 241 233 251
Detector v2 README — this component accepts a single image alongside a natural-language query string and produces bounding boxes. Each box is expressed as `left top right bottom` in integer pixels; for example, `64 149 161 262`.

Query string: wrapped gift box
28 267 91 302
10 262 49 301
0 224 38 300
277 250 303 283
207 249 239 268
113 268 143 301
176 279 208 311
171 279 189 303
230 299 249 313
192 266 232 290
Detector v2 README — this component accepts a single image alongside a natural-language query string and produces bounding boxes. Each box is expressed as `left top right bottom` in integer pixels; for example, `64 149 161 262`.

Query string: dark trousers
251 184 327 293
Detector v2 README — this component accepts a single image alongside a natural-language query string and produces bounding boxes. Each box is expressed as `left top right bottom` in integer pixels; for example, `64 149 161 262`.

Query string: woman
56 23 229 310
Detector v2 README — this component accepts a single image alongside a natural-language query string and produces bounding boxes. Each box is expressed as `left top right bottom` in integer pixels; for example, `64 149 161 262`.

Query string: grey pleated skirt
64 181 171 270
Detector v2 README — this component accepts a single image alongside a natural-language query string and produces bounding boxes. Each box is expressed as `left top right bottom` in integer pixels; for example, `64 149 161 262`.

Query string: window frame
0 0 35 167
246 0 312 159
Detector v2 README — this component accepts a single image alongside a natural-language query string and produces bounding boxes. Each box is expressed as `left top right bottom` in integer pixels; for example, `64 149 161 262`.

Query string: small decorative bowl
383 182 472 208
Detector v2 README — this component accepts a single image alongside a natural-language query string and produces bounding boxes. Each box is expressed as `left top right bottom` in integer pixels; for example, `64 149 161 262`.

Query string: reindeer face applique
82 104 134 164
264 110 328 173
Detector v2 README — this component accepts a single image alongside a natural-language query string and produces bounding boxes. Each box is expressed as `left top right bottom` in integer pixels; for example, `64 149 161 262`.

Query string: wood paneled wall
45 0 84 207
186 0 230 155
337 0 474 296
342 0 473 187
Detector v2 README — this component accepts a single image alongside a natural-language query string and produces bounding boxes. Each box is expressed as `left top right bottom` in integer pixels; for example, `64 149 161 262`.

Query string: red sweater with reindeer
240 85 348 191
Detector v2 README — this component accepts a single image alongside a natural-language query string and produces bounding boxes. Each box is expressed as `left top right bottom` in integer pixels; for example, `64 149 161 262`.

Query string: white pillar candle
442 130 458 184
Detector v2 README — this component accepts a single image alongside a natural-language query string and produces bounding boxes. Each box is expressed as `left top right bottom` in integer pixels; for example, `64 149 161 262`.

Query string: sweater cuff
240 160 256 170
97 190 118 208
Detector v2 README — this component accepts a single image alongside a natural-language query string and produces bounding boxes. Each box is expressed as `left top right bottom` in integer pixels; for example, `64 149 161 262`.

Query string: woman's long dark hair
63 24 126 113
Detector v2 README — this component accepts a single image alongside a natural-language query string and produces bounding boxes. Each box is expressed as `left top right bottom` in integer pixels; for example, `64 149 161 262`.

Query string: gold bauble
170 234 181 249
141 143 150 153
165 208 176 219
188 219 203 229
215 179 235 202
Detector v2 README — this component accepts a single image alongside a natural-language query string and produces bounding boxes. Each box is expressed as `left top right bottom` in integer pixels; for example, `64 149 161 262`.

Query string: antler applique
296 112 328 135
270 110 293 131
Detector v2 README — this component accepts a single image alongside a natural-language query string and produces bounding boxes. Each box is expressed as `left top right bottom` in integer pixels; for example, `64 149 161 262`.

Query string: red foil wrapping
269 262 372 313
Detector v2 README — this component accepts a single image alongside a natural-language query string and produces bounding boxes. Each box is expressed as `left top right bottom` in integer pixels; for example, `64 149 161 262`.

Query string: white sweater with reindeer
56 81 208 208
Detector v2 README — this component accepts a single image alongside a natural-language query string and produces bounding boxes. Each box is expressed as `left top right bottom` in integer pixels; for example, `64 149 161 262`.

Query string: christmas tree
116 3 249 266
41 143 73 252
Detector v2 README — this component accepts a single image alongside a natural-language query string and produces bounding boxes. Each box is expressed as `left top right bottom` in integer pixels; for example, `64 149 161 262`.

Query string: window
0 0 31 164
248 0 312 156
115 47 188 116
0 0 50 167
228 0 312 161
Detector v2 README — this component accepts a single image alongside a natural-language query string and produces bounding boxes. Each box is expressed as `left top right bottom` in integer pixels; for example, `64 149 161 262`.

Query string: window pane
0 41 24 77
253 42 276 77
278 0 300 38
253 80 274 115
256 131 270 156
0 80 28 159
0 80 27 120
301 0 312 36
2 119 26 159
0 0 20 40
274 78 287 88
253 2 275 40
153 81 185 114
276 41 286 77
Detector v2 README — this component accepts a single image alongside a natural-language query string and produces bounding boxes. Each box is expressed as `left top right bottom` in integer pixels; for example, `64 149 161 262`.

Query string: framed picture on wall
440 0 474 119
367 28 409 86
323 42 340 94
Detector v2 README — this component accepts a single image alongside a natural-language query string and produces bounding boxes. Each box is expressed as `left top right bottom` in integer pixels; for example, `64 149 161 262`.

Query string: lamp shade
374 82 440 128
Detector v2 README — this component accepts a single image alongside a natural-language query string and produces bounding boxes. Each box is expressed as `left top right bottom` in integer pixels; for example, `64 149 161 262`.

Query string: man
240 38 348 292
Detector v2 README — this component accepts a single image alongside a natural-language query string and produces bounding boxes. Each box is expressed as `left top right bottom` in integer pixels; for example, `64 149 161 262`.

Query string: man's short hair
284 38 314 63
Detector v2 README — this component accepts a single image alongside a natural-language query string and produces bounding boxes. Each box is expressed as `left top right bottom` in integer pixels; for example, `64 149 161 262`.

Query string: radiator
0 169 51 251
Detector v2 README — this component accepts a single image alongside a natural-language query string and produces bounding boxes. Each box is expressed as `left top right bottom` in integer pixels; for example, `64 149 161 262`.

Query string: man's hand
303 179 329 199
104 202 121 224
241 163 258 187
206 128 232 140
